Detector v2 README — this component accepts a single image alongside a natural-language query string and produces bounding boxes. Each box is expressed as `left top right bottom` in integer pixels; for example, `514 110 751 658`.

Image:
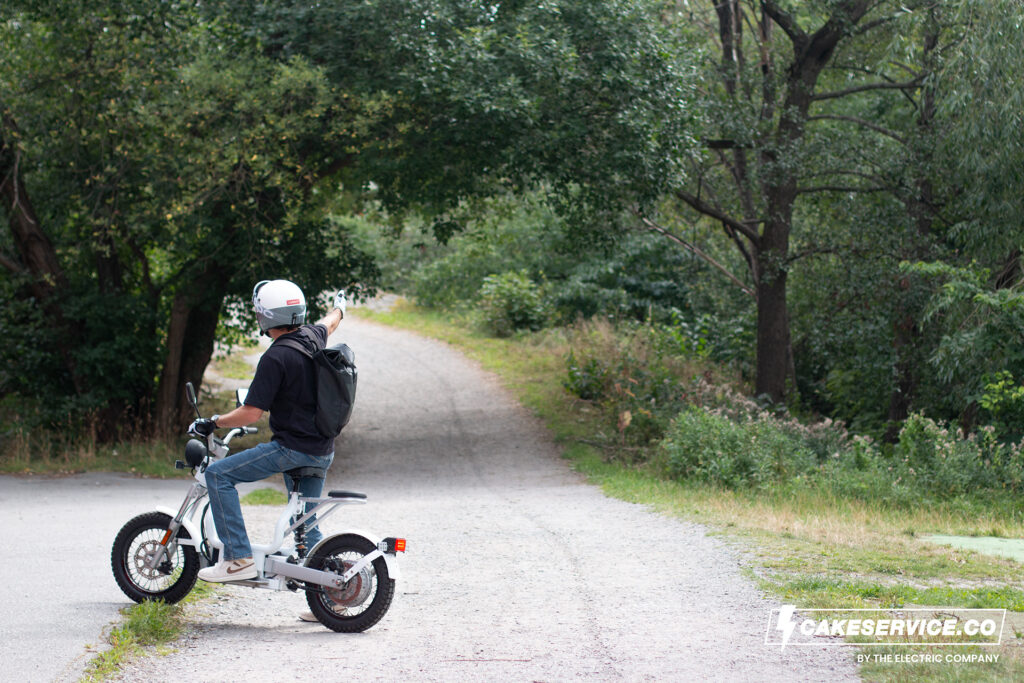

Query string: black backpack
275 327 358 438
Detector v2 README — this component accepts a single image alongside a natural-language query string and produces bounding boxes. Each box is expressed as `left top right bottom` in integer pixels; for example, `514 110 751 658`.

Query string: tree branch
812 77 921 101
762 0 807 47
796 184 892 195
807 114 906 143
673 188 760 243
0 250 25 275
638 215 756 299
704 138 752 149
853 13 899 36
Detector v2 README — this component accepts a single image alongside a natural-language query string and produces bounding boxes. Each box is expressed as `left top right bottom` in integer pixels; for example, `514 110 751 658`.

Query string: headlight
184 439 208 467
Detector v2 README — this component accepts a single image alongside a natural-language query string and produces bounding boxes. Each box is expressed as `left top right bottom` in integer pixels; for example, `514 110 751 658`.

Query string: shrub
978 371 1024 442
565 351 609 401
892 413 1024 497
659 406 818 489
479 270 549 337
562 319 734 449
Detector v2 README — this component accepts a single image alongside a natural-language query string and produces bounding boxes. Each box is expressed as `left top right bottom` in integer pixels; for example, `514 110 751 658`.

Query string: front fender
156 505 203 550
308 529 402 581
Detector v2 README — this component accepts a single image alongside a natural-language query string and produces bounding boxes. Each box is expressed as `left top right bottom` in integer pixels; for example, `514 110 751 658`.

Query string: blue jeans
205 440 334 561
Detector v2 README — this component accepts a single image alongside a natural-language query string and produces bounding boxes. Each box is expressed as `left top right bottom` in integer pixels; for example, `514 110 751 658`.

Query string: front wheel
305 534 395 632
111 511 199 603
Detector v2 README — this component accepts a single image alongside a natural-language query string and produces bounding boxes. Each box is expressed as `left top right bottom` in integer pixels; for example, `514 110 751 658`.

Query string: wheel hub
325 560 373 607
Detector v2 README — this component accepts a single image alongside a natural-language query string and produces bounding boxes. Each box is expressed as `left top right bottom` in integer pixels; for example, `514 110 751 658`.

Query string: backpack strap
272 326 324 358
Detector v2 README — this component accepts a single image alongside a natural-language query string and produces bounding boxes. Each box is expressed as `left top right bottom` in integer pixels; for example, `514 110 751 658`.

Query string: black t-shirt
244 324 334 456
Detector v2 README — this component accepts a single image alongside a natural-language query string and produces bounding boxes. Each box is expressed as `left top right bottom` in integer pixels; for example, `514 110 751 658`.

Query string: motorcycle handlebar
219 425 258 446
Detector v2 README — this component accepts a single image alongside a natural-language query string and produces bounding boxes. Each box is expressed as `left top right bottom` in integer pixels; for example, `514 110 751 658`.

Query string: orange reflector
395 538 407 553
160 529 173 546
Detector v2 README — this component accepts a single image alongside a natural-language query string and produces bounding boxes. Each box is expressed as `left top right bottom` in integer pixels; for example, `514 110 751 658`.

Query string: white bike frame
145 427 400 591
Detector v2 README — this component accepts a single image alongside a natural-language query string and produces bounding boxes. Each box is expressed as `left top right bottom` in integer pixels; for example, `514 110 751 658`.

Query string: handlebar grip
244 426 258 434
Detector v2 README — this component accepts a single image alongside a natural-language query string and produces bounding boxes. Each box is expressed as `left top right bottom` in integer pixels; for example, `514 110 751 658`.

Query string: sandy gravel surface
107 311 858 682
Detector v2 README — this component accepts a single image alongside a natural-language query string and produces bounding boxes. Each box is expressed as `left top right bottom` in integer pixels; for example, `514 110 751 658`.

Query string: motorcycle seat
327 490 367 499
285 466 325 480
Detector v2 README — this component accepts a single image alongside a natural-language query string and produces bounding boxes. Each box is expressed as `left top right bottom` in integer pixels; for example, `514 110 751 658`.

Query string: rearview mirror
185 382 201 418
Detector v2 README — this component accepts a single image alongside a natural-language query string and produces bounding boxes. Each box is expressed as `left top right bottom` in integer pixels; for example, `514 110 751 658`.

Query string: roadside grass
241 487 288 506
82 581 217 681
0 357 269 476
354 301 1024 682
0 435 184 477
209 350 259 380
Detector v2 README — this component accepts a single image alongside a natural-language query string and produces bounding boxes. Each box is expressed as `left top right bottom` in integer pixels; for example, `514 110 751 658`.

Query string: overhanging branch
796 184 891 195
638 215 756 299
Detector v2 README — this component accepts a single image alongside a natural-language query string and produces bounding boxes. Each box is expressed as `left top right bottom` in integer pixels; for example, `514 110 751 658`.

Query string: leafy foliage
660 406 819 489
561 319 733 449
892 414 1024 497
479 271 549 338
0 2 379 435
217 0 693 230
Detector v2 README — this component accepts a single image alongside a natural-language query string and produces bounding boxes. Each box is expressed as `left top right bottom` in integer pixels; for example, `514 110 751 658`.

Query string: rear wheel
304 534 395 632
111 511 199 603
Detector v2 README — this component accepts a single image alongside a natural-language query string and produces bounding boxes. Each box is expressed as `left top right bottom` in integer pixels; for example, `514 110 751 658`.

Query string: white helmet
252 279 306 334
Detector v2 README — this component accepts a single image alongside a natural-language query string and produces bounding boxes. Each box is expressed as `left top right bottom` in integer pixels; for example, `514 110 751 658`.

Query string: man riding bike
190 280 346 583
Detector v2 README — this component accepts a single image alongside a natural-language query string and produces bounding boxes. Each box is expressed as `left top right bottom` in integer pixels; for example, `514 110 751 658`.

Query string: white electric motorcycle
111 383 405 632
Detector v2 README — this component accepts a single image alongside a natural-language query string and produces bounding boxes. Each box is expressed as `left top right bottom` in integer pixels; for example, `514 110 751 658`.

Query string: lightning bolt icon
776 604 797 652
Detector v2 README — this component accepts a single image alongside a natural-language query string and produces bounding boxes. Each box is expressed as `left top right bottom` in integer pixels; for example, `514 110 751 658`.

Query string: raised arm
316 289 346 336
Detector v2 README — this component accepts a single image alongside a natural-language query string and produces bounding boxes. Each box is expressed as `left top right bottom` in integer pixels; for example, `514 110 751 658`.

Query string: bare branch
807 114 906 143
812 77 921 101
638 215 756 299
803 168 890 185
0 250 26 275
704 138 752 149
853 13 900 36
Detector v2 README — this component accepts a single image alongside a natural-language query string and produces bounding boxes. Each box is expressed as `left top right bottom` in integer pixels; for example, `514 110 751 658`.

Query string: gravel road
11 309 860 682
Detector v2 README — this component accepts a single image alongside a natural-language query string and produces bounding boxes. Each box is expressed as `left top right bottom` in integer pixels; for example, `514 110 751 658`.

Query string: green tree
2 0 691 439
1 2 378 437
221 0 692 235
653 0 1024 418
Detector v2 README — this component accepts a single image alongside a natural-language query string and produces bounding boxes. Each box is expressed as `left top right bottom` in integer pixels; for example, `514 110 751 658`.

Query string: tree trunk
687 1 873 403
153 278 229 437
154 293 190 436
0 114 68 298
1 112 83 393
755 181 795 402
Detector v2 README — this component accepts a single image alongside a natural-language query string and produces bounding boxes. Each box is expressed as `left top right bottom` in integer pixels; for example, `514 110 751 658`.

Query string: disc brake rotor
133 540 167 579
325 558 374 607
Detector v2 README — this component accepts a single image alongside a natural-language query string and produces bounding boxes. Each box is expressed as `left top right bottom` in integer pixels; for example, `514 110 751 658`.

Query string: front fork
145 482 206 572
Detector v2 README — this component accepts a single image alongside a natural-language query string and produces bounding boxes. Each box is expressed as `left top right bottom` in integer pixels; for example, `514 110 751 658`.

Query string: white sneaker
298 611 317 622
198 557 257 582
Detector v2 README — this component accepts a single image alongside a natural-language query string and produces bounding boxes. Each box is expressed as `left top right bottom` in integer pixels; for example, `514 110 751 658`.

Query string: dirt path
112 313 859 682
